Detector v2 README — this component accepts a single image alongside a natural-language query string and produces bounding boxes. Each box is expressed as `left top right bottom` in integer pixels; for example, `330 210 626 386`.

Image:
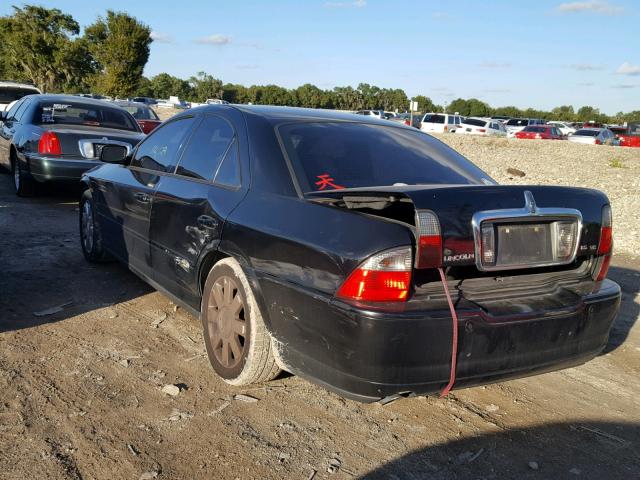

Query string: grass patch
610 158 626 168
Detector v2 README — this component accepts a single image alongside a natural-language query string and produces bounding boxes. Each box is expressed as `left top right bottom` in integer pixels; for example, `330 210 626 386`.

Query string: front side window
176 115 235 182
279 122 493 192
131 117 195 173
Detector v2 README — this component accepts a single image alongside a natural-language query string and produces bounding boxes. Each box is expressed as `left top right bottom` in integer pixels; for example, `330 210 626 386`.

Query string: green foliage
84 10 151 97
412 95 435 112
189 71 223 102
0 5 90 92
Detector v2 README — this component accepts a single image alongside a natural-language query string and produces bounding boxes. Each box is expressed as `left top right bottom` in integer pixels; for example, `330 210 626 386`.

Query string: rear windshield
33 101 139 131
462 118 486 127
0 87 39 103
574 129 599 137
423 114 445 124
523 126 546 132
506 118 528 126
119 105 159 120
278 122 493 192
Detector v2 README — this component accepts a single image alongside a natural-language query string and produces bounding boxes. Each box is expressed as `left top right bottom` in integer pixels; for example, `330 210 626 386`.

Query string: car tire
12 159 36 197
201 258 280 385
79 190 111 263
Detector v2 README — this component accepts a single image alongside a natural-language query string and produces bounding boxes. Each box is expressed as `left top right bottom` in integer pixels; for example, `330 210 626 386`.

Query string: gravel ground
434 134 640 258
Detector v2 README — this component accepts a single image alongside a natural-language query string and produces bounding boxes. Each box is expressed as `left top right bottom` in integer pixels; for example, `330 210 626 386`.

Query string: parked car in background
515 125 565 140
456 118 506 136
355 110 384 119
583 121 605 129
387 112 421 128
78 104 619 402
568 128 617 146
132 97 157 106
490 115 511 124
0 94 144 196
206 99 230 105
420 112 462 133
504 118 545 137
0 81 41 112
114 100 162 134
609 123 640 148
546 121 576 136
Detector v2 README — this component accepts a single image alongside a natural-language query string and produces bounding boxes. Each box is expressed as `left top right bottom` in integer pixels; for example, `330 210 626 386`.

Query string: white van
420 113 462 133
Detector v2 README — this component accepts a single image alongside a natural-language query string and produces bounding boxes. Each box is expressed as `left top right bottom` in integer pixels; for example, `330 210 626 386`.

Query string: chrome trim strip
471 190 582 272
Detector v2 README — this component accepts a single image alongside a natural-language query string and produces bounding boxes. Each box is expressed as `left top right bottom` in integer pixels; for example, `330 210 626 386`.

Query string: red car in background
113 101 162 134
515 125 565 140
609 124 640 148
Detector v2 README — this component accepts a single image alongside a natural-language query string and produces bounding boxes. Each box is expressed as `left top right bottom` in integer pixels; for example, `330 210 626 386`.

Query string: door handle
197 215 219 230
134 192 150 203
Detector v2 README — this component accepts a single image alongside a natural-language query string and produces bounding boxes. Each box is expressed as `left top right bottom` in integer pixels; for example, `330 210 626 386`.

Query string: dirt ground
0 173 639 480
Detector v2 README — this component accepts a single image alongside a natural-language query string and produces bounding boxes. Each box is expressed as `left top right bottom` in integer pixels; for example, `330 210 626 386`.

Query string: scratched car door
149 111 247 307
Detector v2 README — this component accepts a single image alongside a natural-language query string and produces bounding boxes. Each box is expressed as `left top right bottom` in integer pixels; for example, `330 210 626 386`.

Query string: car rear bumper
258 273 621 402
25 154 101 182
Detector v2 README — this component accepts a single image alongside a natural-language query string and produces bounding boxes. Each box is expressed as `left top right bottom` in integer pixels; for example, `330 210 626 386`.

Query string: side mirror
100 144 129 164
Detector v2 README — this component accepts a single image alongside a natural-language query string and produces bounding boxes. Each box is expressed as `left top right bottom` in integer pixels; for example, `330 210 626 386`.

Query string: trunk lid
308 184 608 270
40 124 145 158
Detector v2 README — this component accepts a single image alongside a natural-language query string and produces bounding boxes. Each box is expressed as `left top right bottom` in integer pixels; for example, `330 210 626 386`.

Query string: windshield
279 122 493 192
120 105 159 120
0 87 39 103
33 101 139 131
574 129 599 137
506 118 528 126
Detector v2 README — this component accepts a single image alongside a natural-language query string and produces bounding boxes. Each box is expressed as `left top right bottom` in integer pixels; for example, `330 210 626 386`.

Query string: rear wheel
12 159 36 197
79 190 110 262
201 258 280 385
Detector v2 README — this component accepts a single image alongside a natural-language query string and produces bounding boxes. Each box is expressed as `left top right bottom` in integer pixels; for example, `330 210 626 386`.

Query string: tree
0 5 85 92
412 95 435 113
84 10 151 97
149 73 192 100
295 83 325 108
551 105 575 121
189 71 223 102
222 83 248 104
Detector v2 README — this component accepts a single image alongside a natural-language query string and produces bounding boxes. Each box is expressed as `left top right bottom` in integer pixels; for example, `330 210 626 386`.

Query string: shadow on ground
360 420 640 480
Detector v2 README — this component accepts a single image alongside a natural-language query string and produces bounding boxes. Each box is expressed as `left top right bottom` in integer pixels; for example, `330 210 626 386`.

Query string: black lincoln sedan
79 105 620 402
0 94 145 196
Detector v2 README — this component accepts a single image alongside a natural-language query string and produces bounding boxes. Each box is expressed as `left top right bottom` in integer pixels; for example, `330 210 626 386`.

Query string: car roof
0 81 40 90
186 104 412 128
113 100 149 108
27 93 116 107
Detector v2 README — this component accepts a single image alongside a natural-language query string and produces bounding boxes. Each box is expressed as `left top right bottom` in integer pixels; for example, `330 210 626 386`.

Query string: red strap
438 267 459 398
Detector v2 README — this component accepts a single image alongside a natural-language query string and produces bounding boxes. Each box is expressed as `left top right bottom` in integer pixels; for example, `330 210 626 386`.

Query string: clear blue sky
3 1 639 113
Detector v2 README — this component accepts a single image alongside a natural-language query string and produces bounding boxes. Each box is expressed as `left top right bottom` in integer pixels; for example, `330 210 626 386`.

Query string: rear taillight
337 247 412 302
443 125 448 132
595 205 612 281
535 133 542 139
595 139 602 145
415 210 442 269
38 131 62 155
404 120 410 126
478 128 486 133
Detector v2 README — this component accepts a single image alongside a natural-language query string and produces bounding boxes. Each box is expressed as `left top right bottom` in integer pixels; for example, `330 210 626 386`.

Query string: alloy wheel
207 276 247 369
81 200 94 253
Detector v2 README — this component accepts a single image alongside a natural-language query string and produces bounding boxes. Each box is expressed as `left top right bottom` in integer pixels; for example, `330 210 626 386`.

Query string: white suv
420 113 462 133
504 118 545 137
0 81 41 112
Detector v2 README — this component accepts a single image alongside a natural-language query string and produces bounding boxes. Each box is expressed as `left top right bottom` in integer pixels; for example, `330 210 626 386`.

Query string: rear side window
0 87 39 103
176 115 235 182
279 122 493 192
33 101 139 131
4 98 25 121
524 126 545 132
13 99 32 122
120 105 159 120
423 114 445 124
131 117 195 173
462 118 486 127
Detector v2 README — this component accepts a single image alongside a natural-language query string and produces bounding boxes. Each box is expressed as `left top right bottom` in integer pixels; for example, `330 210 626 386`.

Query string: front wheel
79 190 110 263
201 258 280 385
